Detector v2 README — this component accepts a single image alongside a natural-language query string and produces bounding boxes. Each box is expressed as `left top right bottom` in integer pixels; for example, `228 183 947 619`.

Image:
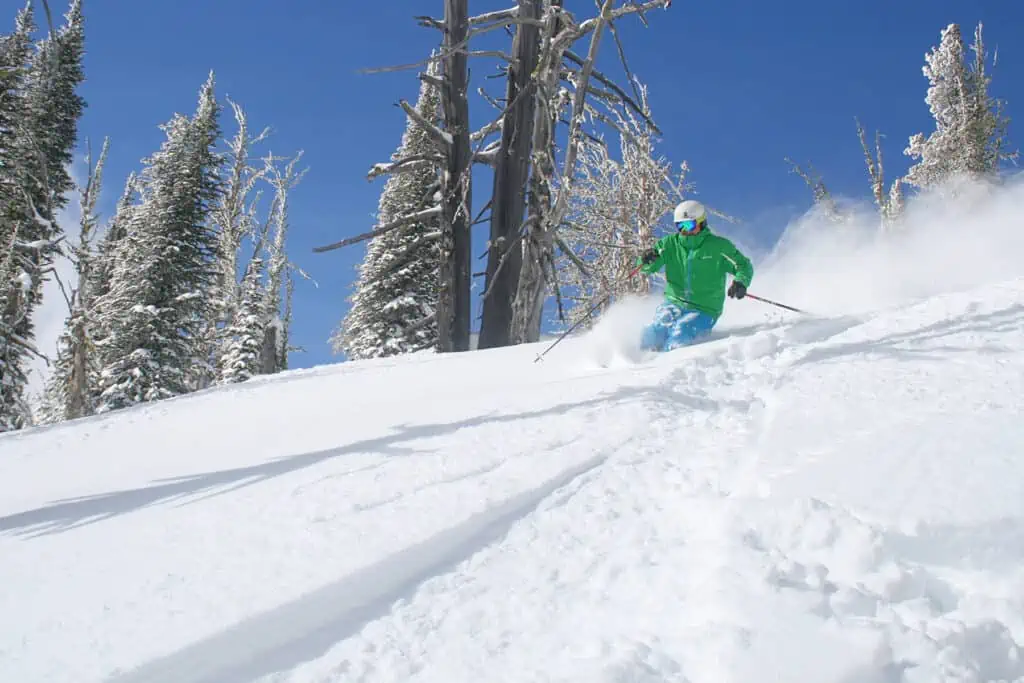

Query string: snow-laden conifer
0 2 85 431
95 73 225 412
904 22 1014 190
217 255 267 384
0 4 36 430
331 69 442 359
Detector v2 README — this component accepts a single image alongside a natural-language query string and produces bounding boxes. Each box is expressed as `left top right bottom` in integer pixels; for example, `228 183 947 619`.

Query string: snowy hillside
3 181 1024 683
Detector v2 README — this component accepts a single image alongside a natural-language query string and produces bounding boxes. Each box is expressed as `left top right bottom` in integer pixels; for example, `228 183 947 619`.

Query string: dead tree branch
313 206 442 253
398 99 451 150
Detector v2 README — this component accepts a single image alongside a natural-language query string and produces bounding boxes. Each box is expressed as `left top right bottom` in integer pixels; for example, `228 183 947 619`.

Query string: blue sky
28 0 1024 370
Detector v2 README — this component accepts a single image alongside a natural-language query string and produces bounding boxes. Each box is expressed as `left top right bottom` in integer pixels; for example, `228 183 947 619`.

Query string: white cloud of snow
578 173 1024 356
716 173 1024 331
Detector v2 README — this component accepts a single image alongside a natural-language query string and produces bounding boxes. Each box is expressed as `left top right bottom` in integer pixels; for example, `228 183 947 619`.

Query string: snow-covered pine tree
82 172 141 413
89 172 139 310
962 23 1015 177
0 1 86 431
217 254 267 384
0 4 32 213
37 137 109 424
904 22 1014 190
94 73 225 412
558 83 688 327
0 4 36 431
331 70 442 360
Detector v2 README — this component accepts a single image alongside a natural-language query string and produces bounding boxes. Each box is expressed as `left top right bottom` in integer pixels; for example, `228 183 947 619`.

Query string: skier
637 199 754 352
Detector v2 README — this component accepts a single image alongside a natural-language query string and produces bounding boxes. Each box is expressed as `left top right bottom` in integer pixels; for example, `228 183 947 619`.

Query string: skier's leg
665 310 717 350
641 302 683 351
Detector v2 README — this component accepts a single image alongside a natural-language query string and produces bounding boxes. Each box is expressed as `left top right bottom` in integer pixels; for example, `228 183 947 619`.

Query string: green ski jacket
638 228 754 318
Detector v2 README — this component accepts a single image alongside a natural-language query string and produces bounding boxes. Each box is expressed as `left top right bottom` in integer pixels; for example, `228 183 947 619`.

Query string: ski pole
745 293 806 315
534 265 642 363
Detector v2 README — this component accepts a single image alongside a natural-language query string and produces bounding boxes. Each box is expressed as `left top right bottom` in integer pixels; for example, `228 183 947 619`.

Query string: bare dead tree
477 0 543 350
784 157 845 223
558 82 689 327
436 0 474 352
511 0 672 344
315 0 671 352
63 137 108 420
855 118 905 230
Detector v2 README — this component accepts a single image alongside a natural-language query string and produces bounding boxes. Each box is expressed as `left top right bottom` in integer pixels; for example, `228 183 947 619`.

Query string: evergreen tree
217 255 267 383
904 22 1014 190
0 4 36 431
95 73 225 412
0 4 32 212
89 171 139 307
332 72 441 359
0 2 86 431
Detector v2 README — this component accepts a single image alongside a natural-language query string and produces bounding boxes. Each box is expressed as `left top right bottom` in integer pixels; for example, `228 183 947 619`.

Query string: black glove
728 281 747 299
640 248 658 265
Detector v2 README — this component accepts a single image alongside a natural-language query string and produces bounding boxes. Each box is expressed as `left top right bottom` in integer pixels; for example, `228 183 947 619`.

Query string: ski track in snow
263 290 1024 683
123 310 885 682
3 281 1024 683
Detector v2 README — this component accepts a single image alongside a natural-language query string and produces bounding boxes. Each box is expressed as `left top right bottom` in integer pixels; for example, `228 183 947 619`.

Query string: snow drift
2 177 1024 683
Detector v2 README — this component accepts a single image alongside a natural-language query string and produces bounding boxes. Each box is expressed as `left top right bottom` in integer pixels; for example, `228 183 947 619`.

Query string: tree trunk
260 324 278 375
435 0 473 353
515 0 621 343
477 0 542 350
511 1 563 344
67 315 87 419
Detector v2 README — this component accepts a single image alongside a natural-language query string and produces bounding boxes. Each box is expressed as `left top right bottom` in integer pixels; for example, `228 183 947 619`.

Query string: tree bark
260 324 278 375
514 0 617 343
436 0 473 352
477 0 542 350
511 0 563 344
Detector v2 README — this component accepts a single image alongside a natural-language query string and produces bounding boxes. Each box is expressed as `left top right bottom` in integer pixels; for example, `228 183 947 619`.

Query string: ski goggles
676 219 703 233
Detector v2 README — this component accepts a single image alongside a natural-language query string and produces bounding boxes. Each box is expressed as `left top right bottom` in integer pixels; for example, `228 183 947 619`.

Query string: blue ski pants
640 302 717 352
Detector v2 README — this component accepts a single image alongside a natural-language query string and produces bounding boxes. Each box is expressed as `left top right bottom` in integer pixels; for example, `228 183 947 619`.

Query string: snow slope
3 179 1024 683
2 276 1024 683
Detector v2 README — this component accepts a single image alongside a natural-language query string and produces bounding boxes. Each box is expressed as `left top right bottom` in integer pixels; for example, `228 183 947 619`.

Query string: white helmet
673 199 707 225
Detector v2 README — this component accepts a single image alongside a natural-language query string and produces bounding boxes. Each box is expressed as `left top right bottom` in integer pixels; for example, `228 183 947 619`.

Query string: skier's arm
721 240 753 286
638 238 667 274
